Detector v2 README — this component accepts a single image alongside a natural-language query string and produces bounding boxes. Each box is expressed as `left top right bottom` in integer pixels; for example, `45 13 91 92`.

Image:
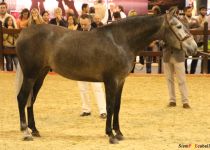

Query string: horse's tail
16 63 32 107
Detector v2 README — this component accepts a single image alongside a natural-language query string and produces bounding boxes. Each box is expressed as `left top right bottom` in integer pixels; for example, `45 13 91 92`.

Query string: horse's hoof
22 136 33 141
32 131 41 137
115 134 124 141
109 136 119 144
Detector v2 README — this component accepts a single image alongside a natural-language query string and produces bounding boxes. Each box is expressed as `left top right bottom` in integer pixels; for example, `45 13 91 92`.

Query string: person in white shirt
116 5 126 19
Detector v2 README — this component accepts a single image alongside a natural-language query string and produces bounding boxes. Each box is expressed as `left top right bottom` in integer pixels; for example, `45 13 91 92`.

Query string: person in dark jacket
49 7 67 27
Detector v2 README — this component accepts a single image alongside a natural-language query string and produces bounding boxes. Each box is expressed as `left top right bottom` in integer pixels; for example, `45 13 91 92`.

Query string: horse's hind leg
104 79 119 144
113 79 125 141
17 78 35 141
27 68 49 137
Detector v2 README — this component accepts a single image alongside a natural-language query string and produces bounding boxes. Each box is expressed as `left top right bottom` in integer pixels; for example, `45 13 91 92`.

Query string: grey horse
16 7 197 144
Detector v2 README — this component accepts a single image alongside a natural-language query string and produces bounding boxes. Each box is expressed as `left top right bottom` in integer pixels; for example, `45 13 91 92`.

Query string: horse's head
163 7 197 56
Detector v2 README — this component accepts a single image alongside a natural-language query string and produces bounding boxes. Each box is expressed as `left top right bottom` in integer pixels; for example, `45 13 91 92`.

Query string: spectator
3 16 18 71
16 8 30 29
42 10 50 24
113 11 121 21
81 3 89 15
107 2 116 23
89 6 95 23
28 8 44 26
190 6 208 74
77 14 107 119
180 6 194 30
0 2 17 28
116 5 126 18
128 9 137 17
67 14 78 30
180 6 197 74
94 0 107 24
92 14 103 27
89 6 95 15
49 7 67 27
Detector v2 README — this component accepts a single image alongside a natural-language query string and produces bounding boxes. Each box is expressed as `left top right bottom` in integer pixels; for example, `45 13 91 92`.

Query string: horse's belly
53 67 103 82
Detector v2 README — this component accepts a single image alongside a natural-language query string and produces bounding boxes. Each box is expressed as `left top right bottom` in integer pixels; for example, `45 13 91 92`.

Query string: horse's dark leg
17 78 35 141
27 69 49 137
27 105 39 136
113 79 125 141
104 79 118 144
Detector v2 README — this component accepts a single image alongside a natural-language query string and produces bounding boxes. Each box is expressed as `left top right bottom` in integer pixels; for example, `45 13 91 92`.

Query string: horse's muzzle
183 36 198 56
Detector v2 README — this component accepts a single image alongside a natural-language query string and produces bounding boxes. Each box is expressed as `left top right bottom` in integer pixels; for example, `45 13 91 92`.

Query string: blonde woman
28 8 44 26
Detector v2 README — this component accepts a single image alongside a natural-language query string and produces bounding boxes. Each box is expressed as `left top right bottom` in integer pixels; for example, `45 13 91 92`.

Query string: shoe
183 103 191 109
168 102 176 107
80 112 91 117
100 113 107 119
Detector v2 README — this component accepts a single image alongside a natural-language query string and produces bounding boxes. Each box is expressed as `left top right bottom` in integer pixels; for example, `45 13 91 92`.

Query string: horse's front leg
104 80 119 144
113 79 125 141
17 78 35 141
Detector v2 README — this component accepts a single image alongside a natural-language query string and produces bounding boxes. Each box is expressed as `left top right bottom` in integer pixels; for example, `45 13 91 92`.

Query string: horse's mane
97 14 164 31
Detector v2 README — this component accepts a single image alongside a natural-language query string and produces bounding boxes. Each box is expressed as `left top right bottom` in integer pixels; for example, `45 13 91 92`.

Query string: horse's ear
166 6 178 16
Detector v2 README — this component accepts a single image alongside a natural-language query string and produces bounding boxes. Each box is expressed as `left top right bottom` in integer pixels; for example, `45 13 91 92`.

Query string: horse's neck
111 15 165 54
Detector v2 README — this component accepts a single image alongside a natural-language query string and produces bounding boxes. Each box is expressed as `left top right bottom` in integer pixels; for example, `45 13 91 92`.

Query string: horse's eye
177 25 182 29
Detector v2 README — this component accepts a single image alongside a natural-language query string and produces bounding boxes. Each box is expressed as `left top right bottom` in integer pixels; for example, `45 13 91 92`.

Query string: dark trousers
145 56 152 73
208 60 210 73
190 57 210 74
5 55 18 71
190 58 198 74
185 59 188 74
190 42 203 74
145 46 153 73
